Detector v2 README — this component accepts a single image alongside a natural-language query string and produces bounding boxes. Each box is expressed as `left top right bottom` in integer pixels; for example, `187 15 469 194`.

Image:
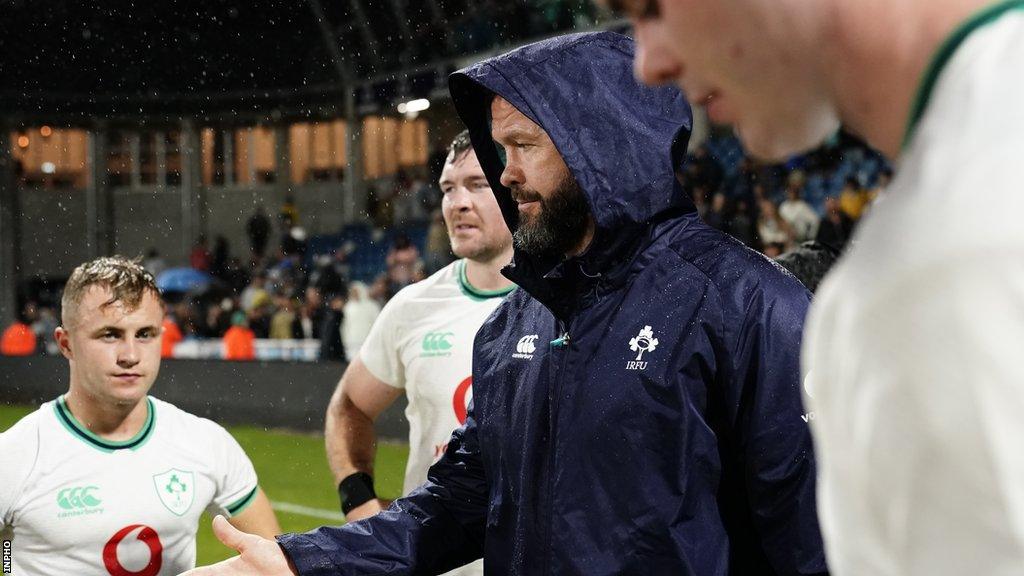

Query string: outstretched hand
178 515 298 576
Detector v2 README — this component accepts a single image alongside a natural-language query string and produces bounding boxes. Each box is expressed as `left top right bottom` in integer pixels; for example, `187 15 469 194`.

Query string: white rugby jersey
0 396 258 576
804 4 1024 575
361 259 514 495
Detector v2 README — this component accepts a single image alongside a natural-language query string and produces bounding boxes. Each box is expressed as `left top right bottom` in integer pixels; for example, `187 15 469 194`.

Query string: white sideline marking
271 501 345 522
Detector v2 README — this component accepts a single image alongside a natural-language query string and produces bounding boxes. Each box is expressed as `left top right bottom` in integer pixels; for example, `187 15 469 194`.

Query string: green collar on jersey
457 259 515 302
55 395 156 453
903 0 1024 150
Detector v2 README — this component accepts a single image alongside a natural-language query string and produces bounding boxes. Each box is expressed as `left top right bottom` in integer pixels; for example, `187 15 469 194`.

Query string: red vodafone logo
103 524 163 576
452 376 473 425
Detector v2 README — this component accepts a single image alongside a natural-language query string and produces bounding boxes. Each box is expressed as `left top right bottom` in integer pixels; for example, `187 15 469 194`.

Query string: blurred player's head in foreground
610 0 840 160
440 130 514 264
489 96 593 259
609 0 987 160
56 256 164 407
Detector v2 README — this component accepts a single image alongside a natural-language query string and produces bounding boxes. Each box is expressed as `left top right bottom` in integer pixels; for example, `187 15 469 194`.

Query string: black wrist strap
338 472 377 515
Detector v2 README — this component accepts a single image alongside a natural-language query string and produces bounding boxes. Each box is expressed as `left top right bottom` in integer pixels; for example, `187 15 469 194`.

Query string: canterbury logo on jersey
56 486 105 519
421 332 454 358
57 486 102 509
513 335 538 359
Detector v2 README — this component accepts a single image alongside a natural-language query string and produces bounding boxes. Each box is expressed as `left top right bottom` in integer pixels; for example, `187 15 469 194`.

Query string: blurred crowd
3 133 889 362
684 133 891 258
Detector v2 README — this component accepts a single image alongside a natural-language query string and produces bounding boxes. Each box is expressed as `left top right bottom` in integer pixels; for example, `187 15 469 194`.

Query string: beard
511 172 591 258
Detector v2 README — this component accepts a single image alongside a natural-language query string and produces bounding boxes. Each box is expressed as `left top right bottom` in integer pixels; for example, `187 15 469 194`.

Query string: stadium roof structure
0 0 622 124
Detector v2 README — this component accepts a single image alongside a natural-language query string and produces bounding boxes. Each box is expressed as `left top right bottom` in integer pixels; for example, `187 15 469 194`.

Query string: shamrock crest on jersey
152 469 195 516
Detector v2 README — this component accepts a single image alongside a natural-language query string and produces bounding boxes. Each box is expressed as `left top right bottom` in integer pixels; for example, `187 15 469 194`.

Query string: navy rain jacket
279 31 828 576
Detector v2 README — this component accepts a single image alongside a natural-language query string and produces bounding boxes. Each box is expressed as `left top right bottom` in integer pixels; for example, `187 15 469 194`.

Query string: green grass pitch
0 403 410 566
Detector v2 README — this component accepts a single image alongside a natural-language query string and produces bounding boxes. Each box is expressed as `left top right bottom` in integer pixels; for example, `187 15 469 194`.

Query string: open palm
178 515 297 576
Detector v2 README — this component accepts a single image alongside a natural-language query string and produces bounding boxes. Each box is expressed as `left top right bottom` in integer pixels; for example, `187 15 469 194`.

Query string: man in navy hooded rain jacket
183 31 827 576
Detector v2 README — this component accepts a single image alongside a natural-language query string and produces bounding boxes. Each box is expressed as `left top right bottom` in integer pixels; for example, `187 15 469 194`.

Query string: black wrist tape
338 472 377 515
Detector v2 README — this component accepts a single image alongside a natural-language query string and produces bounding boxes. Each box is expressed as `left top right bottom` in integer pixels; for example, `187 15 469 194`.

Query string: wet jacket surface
279 31 828 576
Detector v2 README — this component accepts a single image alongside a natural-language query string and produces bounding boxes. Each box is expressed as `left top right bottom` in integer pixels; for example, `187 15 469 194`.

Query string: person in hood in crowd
617 0 1024 573
340 282 381 361
183 31 825 576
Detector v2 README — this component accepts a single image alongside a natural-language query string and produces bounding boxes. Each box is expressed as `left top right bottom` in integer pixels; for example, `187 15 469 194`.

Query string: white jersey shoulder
806 10 1024 576
0 396 258 576
0 409 43 529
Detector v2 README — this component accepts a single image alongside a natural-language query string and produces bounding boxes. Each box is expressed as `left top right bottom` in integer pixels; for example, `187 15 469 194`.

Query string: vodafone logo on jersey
435 377 474 462
103 524 163 576
452 376 473 425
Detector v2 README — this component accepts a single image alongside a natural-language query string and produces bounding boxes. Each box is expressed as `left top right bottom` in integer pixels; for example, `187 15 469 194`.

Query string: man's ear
55 326 73 360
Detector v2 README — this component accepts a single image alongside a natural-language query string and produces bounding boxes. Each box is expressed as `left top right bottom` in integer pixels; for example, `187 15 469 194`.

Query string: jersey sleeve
203 421 259 518
357 293 407 389
0 414 41 529
817 255 1024 574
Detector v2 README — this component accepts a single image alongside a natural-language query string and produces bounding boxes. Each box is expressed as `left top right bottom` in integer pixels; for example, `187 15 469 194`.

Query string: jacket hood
449 31 694 250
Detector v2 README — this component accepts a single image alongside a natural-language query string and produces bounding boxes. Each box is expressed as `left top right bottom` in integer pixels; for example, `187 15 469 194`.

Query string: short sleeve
357 294 406 389
0 414 41 529
203 422 259 518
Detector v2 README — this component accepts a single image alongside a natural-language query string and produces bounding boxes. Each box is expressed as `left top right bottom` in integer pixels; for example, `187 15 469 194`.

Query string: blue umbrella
156 268 213 293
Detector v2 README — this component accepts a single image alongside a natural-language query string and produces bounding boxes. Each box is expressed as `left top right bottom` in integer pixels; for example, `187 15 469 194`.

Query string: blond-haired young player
0 256 280 575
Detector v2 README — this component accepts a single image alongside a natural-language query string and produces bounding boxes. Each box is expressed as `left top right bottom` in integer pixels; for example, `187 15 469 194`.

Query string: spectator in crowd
703 191 729 232
212 235 230 278
293 287 325 340
385 234 420 293
161 314 183 359
368 274 390 305
816 195 855 251
279 194 299 226
248 294 273 339
366 185 389 229
839 177 869 221
190 235 212 271
341 282 380 361
143 248 167 278
757 198 794 250
309 255 346 298
269 296 297 340
240 273 268 313
223 311 256 361
414 177 440 218
779 181 821 242
30 304 58 355
171 302 197 338
730 198 757 247
319 293 346 362
199 299 233 339
280 219 308 258
246 205 272 258
1 306 37 356
221 257 251 295
727 157 760 199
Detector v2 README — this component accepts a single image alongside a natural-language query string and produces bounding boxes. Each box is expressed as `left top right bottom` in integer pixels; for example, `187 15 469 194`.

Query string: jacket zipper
544 316 574 575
